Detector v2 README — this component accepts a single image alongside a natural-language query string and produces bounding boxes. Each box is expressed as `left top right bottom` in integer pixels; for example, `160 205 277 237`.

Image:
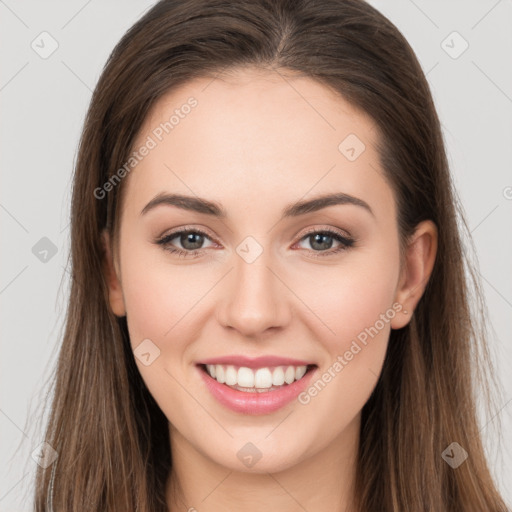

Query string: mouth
200 363 316 390
196 362 318 414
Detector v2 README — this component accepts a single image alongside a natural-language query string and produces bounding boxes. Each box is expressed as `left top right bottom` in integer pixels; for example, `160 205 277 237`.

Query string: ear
101 229 126 317
391 220 438 329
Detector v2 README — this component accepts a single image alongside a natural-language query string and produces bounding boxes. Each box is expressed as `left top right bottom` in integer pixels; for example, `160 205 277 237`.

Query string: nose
217 249 291 337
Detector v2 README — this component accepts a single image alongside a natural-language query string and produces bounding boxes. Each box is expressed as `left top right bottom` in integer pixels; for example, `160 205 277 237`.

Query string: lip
197 363 317 415
197 355 314 369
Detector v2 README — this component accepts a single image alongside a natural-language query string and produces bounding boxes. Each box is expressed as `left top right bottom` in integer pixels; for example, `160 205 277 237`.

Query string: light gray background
1 1 511 510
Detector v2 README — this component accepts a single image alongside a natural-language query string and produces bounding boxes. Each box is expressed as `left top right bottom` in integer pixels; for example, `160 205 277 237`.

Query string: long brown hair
33 0 509 510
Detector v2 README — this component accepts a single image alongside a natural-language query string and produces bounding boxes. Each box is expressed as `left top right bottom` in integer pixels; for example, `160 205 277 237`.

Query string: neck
166 414 360 512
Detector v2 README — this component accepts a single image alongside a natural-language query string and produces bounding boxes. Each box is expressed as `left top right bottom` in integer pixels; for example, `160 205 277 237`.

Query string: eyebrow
140 191 374 218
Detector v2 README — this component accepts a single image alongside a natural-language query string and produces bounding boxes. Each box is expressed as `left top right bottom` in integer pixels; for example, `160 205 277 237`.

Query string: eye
294 228 355 258
155 226 355 259
155 228 216 258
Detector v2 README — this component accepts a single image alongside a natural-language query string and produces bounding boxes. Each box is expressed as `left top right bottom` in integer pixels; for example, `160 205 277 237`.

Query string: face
103 67 435 474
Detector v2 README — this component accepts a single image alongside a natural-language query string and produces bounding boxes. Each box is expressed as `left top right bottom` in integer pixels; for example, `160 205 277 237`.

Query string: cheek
119 245 209 423
120 244 206 348
323 269 397 355
293 239 400 433
119 240 220 412
301 240 400 355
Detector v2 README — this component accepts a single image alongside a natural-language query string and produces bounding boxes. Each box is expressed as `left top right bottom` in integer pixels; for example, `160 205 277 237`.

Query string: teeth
284 366 295 384
272 366 285 386
205 364 309 389
254 368 272 388
237 367 254 387
225 365 237 386
215 365 225 384
206 364 216 378
295 366 307 380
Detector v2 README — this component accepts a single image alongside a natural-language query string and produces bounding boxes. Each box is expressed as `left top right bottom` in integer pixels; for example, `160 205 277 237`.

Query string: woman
34 0 510 510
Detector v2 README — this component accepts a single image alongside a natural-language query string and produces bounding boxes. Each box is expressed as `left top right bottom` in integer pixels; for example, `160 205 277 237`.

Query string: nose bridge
218 237 290 335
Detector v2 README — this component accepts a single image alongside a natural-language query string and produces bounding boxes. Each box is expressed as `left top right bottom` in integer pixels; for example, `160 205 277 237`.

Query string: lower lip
198 365 317 415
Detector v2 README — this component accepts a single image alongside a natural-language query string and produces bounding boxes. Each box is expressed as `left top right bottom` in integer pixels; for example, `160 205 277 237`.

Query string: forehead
122 67 394 224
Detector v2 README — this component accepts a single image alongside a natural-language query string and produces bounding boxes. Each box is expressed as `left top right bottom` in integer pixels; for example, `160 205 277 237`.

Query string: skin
102 67 437 512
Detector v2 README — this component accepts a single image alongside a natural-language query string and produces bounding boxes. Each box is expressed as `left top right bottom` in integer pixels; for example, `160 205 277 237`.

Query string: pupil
182 232 203 250
311 233 332 251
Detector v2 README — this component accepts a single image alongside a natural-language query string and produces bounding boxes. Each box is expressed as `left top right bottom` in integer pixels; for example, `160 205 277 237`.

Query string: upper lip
197 355 315 369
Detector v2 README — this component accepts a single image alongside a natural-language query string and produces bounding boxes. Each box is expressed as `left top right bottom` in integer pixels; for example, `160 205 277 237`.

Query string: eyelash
155 226 355 260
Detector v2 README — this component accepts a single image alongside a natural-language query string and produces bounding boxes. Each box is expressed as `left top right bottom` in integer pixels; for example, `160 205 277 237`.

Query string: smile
196 357 318 414
205 363 309 390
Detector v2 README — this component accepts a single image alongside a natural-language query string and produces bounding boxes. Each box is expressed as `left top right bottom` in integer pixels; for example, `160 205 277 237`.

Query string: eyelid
157 225 218 242
155 228 219 255
296 225 353 240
